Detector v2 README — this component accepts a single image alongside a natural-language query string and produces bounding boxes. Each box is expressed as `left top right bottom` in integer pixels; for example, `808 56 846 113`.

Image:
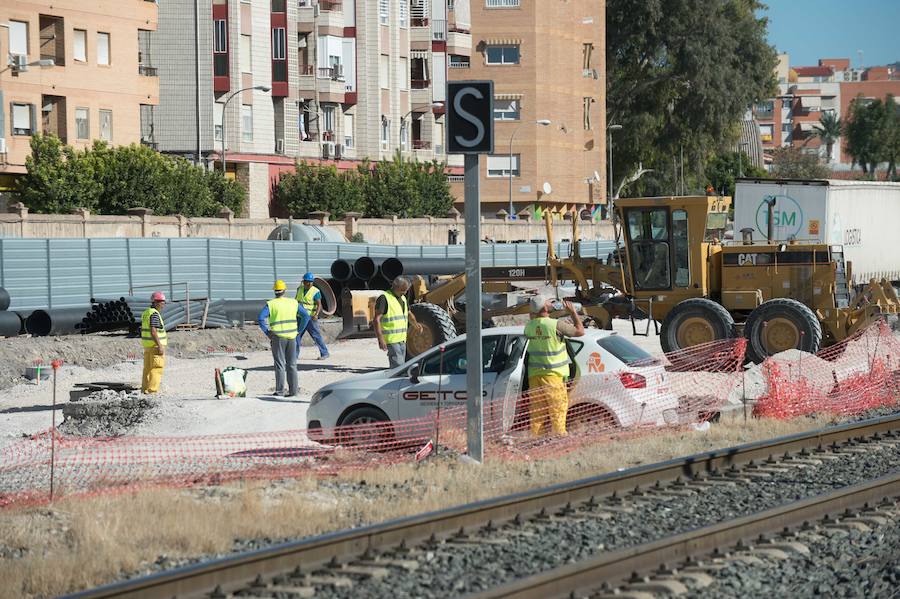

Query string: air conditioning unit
322 142 333 159
275 138 285 154
334 144 343 159
10 54 28 72
331 64 343 80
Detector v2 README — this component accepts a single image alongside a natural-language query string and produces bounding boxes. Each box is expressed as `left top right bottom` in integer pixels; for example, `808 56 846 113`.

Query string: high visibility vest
380 292 408 345
524 317 569 378
267 297 300 339
296 285 319 314
141 307 168 349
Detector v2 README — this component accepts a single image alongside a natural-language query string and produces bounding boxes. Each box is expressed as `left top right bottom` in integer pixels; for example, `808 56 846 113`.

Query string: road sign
447 81 494 155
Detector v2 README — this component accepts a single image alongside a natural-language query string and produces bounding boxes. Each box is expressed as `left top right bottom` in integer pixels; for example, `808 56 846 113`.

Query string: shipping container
734 178 900 285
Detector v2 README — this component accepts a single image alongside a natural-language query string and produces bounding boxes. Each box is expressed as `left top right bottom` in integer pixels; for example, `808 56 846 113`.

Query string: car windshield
597 335 654 365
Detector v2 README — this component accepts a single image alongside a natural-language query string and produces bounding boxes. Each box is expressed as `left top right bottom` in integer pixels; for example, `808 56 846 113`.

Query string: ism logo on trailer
755 194 804 239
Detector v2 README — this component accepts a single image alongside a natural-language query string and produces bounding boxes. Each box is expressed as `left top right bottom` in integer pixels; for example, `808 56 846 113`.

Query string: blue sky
762 0 900 68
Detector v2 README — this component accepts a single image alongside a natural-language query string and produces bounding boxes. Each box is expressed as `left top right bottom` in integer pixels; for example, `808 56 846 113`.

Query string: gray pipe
380 257 466 280
0 287 10 311
330 259 354 282
0 311 20 337
26 307 92 336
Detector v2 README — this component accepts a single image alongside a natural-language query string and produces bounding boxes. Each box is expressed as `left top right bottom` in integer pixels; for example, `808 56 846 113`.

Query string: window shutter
29 104 37 135
0 92 5 138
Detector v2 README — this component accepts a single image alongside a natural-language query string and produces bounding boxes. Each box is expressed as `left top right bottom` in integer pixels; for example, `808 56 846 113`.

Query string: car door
396 335 505 422
488 334 526 432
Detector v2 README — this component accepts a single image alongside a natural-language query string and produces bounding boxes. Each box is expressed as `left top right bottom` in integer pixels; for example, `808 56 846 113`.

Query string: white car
306 326 680 443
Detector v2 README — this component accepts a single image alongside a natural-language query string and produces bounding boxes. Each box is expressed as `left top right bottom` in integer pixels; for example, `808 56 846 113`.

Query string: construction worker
295 272 329 360
140 291 168 394
258 280 310 397
524 296 585 436
373 276 423 368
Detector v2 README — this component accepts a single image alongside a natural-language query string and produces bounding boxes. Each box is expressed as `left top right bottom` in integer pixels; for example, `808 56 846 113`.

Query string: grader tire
744 298 822 363
406 303 458 360
660 298 736 354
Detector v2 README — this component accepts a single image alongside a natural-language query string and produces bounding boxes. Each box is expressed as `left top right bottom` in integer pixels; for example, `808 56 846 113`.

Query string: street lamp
508 119 551 218
607 124 623 210
220 85 270 174
399 101 445 151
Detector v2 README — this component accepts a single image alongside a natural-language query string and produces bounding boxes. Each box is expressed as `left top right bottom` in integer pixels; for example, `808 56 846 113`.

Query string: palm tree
812 111 841 162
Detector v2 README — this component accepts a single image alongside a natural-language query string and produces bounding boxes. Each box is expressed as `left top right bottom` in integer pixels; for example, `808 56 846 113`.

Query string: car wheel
336 406 394 448
566 403 618 433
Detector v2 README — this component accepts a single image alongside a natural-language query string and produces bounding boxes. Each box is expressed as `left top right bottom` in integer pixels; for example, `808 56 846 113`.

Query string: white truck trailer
734 178 900 285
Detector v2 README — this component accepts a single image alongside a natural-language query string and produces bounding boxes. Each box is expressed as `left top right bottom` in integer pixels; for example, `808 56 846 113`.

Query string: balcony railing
411 79 430 89
299 0 340 8
432 19 447 41
449 57 470 68
138 64 158 76
411 17 429 27
486 0 520 7
300 64 315 75
413 140 431 150
318 66 344 80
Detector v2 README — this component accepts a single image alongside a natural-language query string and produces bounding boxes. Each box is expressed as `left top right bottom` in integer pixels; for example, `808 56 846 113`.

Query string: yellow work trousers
142 348 166 394
527 374 569 436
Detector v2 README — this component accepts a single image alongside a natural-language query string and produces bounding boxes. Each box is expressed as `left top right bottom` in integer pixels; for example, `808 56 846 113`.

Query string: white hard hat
529 295 549 313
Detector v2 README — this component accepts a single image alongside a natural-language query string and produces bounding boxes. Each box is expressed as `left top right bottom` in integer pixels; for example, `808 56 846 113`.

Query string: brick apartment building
149 0 471 218
756 53 900 170
0 1 159 190
448 0 606 218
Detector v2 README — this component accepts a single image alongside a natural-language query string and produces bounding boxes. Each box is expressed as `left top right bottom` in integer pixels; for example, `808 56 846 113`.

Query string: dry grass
0 413 834 598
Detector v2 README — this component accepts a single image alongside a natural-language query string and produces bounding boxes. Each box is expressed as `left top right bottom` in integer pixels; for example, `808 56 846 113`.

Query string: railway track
69 413 900 599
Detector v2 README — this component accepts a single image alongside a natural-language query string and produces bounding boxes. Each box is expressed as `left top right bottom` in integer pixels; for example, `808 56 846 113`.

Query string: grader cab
606 195 899 361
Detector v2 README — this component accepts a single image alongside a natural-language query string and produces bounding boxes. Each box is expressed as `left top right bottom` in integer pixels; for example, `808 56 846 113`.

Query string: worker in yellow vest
295 272 329 360
258 280 310 397
140 291 168 394
374 276 423 368
524 296 584 436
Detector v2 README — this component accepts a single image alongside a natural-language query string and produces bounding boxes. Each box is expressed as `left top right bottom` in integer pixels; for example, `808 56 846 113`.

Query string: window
9 21 28 57
582 42 593 70
596 336 652 366
672 209 689 287
379 54 389 88
322 105 335 134
74 29 87 62
271 0 286 12
400 57 409 89
627 208 671 290
449 54 470 68
485 45 519 65
493 98 520 121
485 0 520 6
241 105 253 141
240 35 252 72
344 114 354 148
97 32 110 65
759 124 773 142
11 103 35 135
75 108 90 139
379 0 389 24
420 337 504 375
487 154 520 177
99 110 113 141
400 118 408 149
380 117 389 149
434 122 444 154
214 20 227 53
583 97 593 130
399 0 408 27
272 29 285 60
214 102 224 142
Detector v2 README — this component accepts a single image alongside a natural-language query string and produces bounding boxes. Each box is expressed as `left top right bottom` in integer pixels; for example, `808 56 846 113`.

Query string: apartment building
151 0 470 218
448 0 606 218
756 54 900 169
0 1 159 187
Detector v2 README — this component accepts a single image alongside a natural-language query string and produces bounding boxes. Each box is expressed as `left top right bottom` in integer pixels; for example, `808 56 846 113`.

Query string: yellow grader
343 194 900 362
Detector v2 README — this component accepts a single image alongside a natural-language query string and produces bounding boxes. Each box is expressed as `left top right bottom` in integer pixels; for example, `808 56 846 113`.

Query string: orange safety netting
753 319 900 419
2 323 895 508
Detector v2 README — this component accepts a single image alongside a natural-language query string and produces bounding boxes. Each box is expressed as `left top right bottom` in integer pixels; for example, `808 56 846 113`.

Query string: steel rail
470 471 900 599
67 413 900 599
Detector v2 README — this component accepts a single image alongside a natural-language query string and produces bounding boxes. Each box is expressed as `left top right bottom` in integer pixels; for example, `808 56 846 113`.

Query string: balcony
449 55 470 69
447 30 471 57
138 64 158 77
411 79 430 89
413 140 431 150
298 0 343 32
297 65 347 103
485 0 520 7
432 19 447 42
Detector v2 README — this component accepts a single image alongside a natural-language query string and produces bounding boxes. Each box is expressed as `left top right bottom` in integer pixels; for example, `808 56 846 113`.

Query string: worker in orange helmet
141 291 168 393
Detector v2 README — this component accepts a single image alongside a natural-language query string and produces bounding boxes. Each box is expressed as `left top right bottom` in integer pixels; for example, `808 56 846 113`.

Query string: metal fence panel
0 238 618 311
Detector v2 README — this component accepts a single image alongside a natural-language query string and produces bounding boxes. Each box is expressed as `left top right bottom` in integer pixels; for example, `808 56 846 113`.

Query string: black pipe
330 259 354 282
345 277 368 290
25 307 92 336
380 257 466 280
0 287 10 311
0 311 20 337
353 256 389 280
369 275 392 291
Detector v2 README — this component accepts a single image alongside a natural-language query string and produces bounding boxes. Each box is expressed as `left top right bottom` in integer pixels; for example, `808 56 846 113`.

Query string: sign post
447 80 493 463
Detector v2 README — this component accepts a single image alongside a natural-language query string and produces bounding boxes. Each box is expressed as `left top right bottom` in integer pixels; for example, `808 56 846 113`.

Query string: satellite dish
542 182 553 195
593 171 601 182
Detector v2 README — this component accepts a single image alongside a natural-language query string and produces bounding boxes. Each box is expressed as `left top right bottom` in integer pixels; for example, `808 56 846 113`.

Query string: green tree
16 134 245 216
607 0 777 197
811 111 841 162
770 146 830 179
705 151 767 196
882 95 899 180
844 96 887 174
273 161 366 218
